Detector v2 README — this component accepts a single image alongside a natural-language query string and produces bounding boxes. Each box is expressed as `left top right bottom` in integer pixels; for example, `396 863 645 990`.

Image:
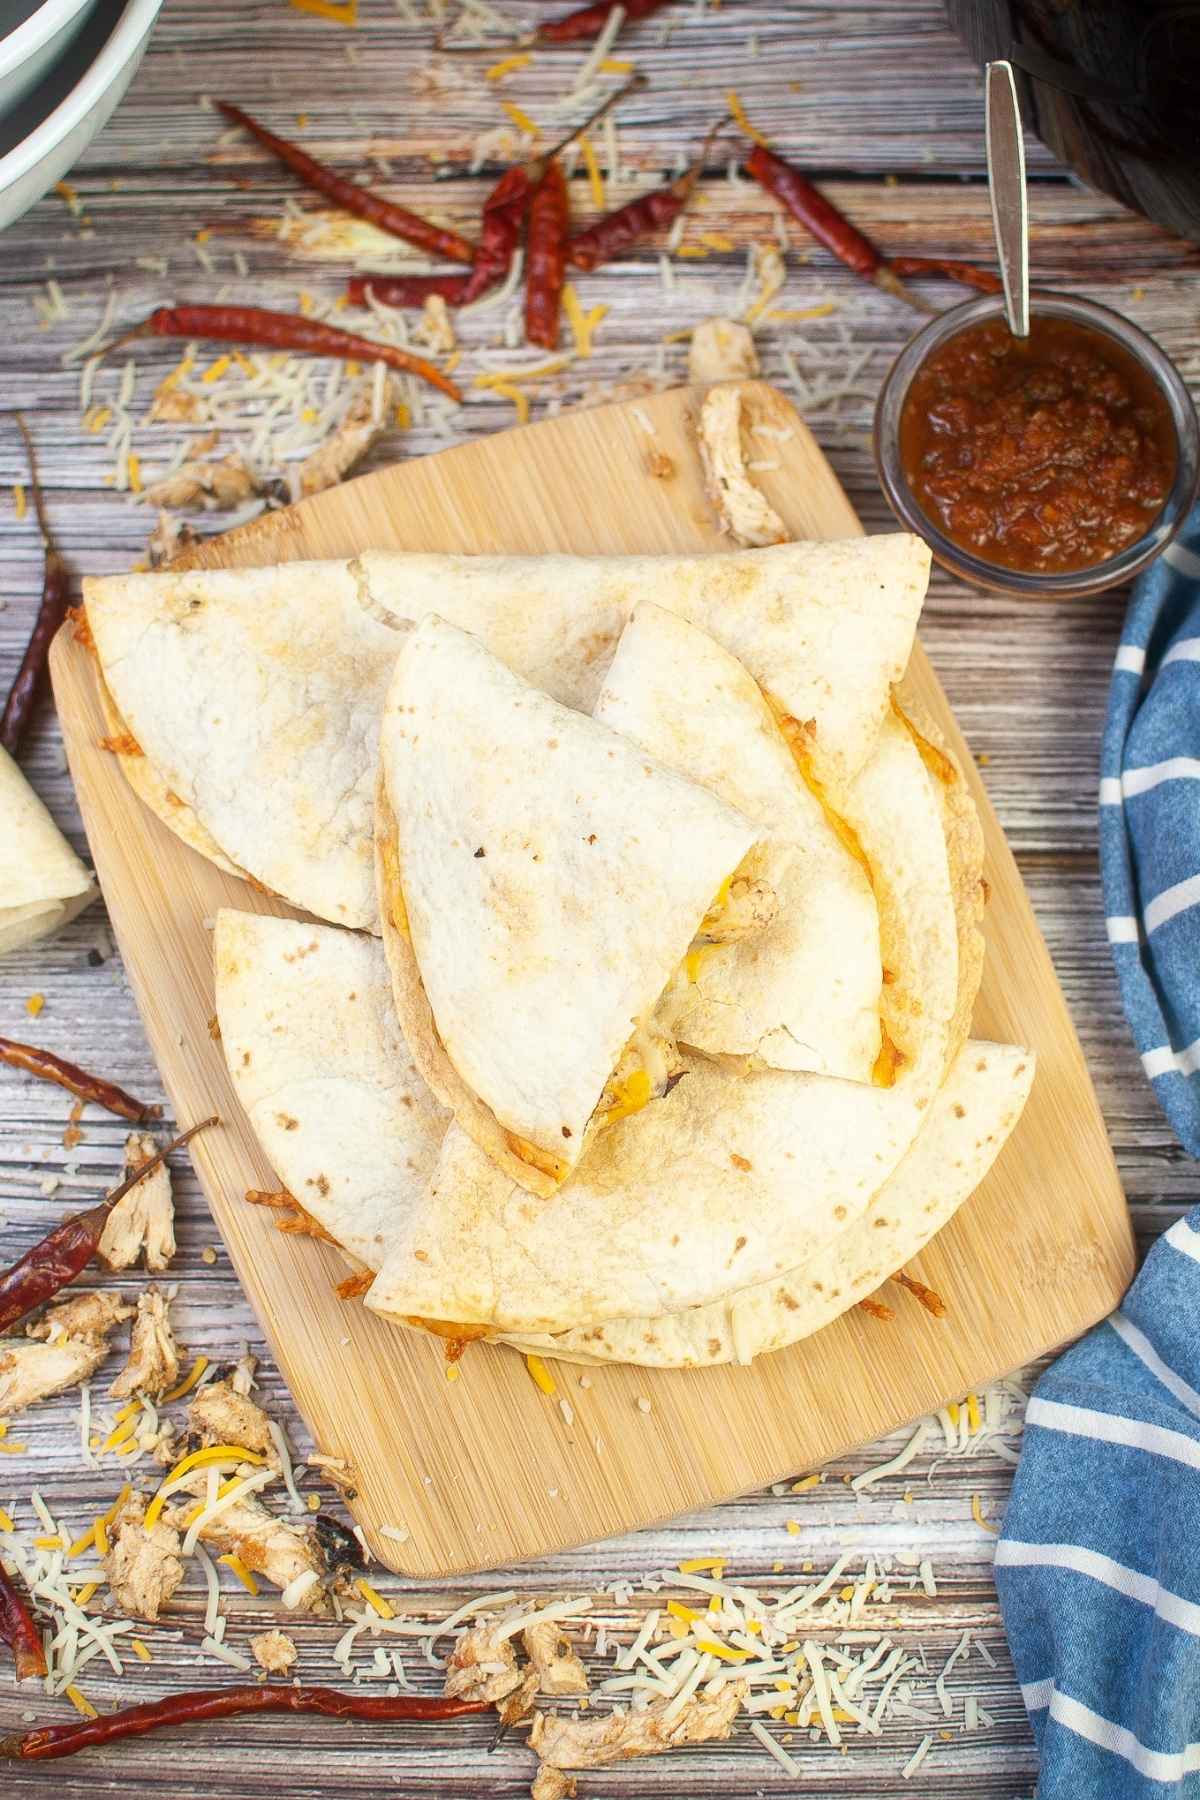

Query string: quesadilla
214 911 447 1268
503 1040 1035 1367
83 535 928 929
375 615 763 1197
0 747 95 954
594 601 882 1081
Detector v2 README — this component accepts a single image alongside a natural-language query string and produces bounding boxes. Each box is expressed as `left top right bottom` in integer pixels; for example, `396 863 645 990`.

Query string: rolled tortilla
0 746 94 954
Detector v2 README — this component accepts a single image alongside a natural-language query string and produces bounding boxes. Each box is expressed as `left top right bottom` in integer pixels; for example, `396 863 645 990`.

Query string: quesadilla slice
214 911 447 1268
503 1040 1035 1367
360 533 930 790
594 601 882 1081
83 560 404 929
0 747 95 954
376 615 763 1197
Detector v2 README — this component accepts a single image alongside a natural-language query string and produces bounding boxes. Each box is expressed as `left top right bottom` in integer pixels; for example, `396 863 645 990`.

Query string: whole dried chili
0 1117 215 1335
567 120 725 272
101 307 461 400
744 143 932 315
441 0 675 47
1 418 70 757
524 160 570 350
0 1037 160 1122
888 255 1002 294
216 102 476 266
1 1686 491 1760
346 270 473 309
0 1562 46 1684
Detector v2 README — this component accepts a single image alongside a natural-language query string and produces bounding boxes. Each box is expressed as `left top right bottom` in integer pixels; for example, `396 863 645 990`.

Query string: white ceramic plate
0 0 162 232
0 0 98 120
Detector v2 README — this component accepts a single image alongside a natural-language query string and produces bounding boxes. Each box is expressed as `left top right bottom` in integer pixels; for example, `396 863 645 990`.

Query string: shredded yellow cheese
525 1354 557 1397
395 402 411 430
219 1553 260 1595
563 285 607 359
675 244 709 259
445 1363 460 1382
785 1519 801 1535
161 1355 209 1403
792 1474 821 1492
289 0 358 23
501 100 539 138
966 1391 982 1434
25 993 43 1019
12 483 26 521
700 231 736 252
130 1638 152 1662
99 1418 137 1454
0 1507 13 1533
34 1534 64 1550
444 351 462 374
599 57 634 73
696 1638 750 1662
64 1685 97 1718
73 1580 100 1608
726 89 770 148
486 378 530 426
767 303 837 322
485 52 530 81
67 1523 97 1559
667 1600 702 1624
202 354 232 384
356 1577 395 1619
93 1517 109 1556
579 134 605 210
144 1444 265 1530
126 452 142 494
946 1401 961 1427
604 1067 652 1124
0 1439 28 1454
972 1494 999 1534
475 360 570 388
678 1557 726 1574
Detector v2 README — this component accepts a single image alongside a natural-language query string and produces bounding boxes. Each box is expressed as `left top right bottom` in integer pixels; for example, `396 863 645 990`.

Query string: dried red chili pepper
0 1563 46 1684
0 1037 160 1122
347 271 474 309
524 161 570 350
1 418 70 758
0 1117 215 1335
216 102 476 266
442 0 675 47
745 143 932 314
1 1686 491 1760
888 255 1002 294
567 120 724 272
100 307 461 400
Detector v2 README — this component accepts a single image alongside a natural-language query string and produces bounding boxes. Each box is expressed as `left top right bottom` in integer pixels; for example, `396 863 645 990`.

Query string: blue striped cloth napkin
996 1214 1200 1795
1100 509 1200 1153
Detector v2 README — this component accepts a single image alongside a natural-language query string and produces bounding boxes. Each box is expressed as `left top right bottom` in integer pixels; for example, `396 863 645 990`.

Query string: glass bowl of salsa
874 290 1199 598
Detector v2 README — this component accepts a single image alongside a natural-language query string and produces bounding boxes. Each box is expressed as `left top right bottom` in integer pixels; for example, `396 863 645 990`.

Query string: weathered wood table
1 2 1196 1793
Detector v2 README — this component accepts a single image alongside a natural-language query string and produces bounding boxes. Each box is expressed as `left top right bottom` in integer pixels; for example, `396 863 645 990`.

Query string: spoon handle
985 60 1030 338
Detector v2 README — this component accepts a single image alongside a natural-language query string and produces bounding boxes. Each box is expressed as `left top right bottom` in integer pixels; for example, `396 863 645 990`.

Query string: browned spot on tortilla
99 731 142 756
872 1023 904 1088
275 1113 299 1131
68 604 94 651
337 1271 374 1299
207 1014 221 1041
953 1103 966 1118
644 448 676 480
709 1337 723 1354
503 1131 568 1184
730 1152 752 1172
891 695 957 785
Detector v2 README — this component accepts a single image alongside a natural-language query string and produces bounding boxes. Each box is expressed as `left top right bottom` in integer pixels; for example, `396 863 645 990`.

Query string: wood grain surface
0 1 1196 1793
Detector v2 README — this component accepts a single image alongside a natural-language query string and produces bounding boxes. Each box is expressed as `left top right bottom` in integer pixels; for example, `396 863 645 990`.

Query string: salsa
899 314 1176 574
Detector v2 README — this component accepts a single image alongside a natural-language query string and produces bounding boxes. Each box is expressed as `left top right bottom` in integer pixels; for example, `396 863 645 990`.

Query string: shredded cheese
726 89 770 148
218 1553 260 1595
971 1494 999 1534
144 1444 266 1530
579 134 606 210
485 52 530 80
525 1354 557 1397
289 0 358 22
356 1577 395 1619
501 100 539 137
64 1684 97 1719
161 1355 209 1402
487 378 530 425
12 483 26 521
0 1508 12 1533
281 1568 321 1611
130 1638 152 1662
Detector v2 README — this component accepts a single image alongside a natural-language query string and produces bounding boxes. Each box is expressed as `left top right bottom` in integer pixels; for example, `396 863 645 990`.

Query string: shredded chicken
103 1490 184 1622
742 241 786 321
110 1286 181 1400
443 1613 525 1704
701 873 780 942
498 1667 541 1727
146 510 194 568
414 293 456 354
531 1769 577 1800
27 1289 133 1343
188 1376 276 1459
697 384 790 548
0 1337 109 1418
249 1629 298 1675
229 1352 258 1396
167 1472 333 1610
529 1679 746 1770
143 455 260 511
522 1620 589 1697
98 1131 176 1272
147 385 209 425
688 317 760 384
298 382 394 497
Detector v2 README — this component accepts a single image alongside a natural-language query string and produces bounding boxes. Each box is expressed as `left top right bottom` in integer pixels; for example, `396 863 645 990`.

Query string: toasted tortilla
376 615 761 1196
83 535 927 926
595 601 882 1081
360 534 929 790
213 911 447 1267
83 560 404 929
0 747 95 954
503 1040 1035 1367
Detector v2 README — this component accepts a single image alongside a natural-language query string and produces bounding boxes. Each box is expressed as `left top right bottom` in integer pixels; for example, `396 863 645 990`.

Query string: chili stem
0 418 71 757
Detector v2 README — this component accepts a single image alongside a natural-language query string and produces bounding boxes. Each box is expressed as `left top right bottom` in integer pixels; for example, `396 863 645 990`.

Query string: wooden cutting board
50 380 1134 1577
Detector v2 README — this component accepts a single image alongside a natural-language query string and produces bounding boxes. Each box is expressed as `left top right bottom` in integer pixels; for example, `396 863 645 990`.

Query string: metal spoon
985 60 1030 337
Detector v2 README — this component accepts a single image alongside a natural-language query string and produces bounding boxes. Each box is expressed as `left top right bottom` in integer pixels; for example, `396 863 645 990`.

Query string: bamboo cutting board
51 381 1133 1577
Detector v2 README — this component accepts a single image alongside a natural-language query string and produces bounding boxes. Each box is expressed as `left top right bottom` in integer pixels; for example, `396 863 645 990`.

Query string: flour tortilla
83 560 403 928
376 615 761 1196
0 747 94 954
360 534 930 790
595 601 882 1081
214 911 447 1268
84 534 927 925
503 1040 1035 1367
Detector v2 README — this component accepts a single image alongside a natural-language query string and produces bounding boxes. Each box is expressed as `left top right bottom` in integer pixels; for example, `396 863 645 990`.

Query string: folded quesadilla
503 1040 1035 1367
376 615 763 1197
595 601 883 1081
82 534 928 930
214 911 447 1268
0 747 95 954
